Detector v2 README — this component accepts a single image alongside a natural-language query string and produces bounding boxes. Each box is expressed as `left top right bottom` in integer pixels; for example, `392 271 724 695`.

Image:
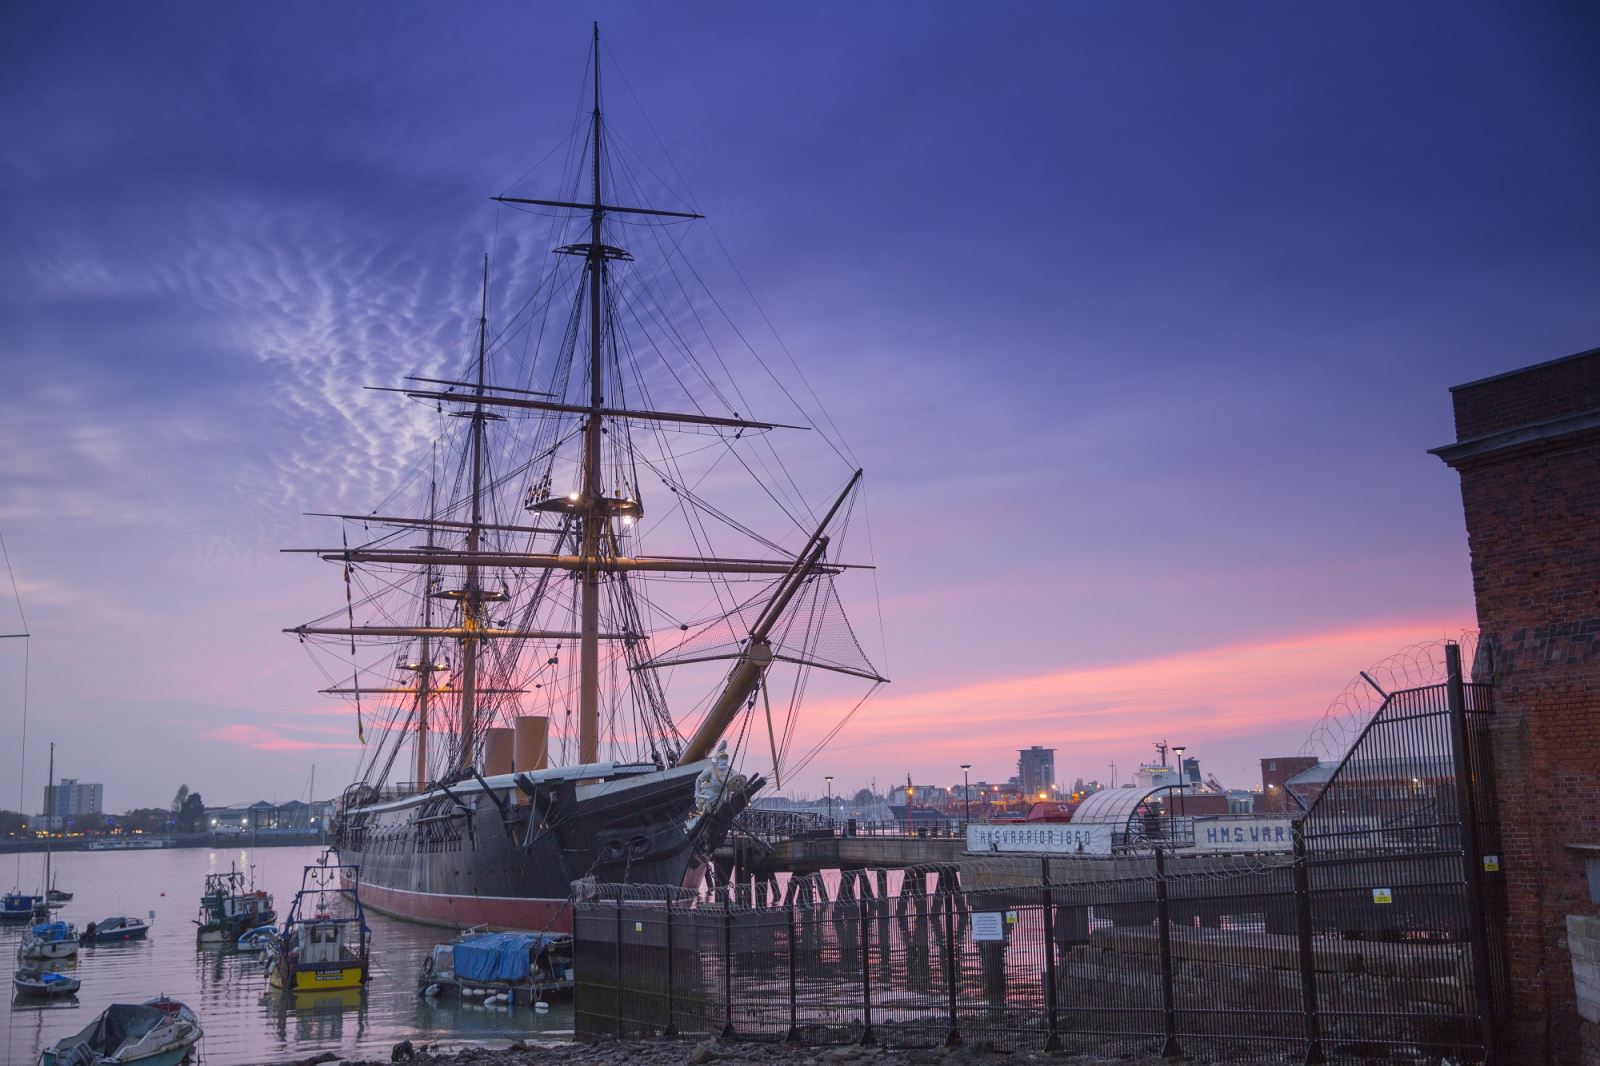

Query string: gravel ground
280 1037 1174 1066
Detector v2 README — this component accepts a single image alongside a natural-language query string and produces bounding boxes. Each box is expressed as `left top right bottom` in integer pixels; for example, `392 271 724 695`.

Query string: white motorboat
18 920 78 960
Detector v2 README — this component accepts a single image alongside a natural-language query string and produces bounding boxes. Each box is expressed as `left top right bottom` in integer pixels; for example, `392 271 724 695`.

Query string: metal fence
576 652 1505 1063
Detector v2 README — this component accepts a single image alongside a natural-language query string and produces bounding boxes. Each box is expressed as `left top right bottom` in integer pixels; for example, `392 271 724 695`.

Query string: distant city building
1018 746 1056 798
39 778 104 829
205 799 333 833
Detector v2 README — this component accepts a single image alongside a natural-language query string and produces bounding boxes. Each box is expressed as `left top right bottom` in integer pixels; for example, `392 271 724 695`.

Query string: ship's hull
335 760 756 933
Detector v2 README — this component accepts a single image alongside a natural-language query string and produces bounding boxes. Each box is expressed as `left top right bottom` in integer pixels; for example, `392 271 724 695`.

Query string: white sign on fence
966 822 1113 855
971 912 1005 941
1189 816 1295 853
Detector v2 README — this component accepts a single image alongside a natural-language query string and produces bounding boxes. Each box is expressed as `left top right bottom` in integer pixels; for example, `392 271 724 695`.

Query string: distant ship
286 26 884 932
85 837 170 851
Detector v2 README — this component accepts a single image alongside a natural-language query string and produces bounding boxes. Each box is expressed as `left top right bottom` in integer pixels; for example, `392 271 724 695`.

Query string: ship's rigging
288 25 885 798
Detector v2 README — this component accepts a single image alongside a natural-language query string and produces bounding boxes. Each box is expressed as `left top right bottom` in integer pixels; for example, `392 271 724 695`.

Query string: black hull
335 763 758 932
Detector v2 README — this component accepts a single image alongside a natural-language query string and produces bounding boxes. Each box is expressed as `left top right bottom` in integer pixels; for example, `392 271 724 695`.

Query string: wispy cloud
783 616 1474 787
207 723 362 753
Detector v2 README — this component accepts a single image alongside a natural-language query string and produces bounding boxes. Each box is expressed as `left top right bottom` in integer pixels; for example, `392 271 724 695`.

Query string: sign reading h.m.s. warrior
1190 816 1295 853
966 823 1113 856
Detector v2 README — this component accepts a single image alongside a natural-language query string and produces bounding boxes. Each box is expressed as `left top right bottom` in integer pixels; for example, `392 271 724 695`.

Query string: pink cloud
783 616 1475 790
207 723 363 752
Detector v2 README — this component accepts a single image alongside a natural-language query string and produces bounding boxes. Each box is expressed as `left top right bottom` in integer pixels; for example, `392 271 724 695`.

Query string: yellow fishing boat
265 858 370 992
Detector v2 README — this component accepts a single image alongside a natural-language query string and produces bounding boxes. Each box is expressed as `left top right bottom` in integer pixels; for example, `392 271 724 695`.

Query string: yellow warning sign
1483 855 1501 872
1372 888 1394 905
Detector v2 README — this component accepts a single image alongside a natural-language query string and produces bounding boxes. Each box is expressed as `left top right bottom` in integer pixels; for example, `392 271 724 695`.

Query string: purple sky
1 3 1597 811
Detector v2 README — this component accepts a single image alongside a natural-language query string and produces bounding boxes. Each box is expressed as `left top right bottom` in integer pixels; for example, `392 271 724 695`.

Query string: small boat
2 891 44 924
194 864 275 946
264 861 370 992
37 996 201 1065
235 925 277 952
80 915 153 944
419 929 574 1006
19 920 79 960
12 967 81 999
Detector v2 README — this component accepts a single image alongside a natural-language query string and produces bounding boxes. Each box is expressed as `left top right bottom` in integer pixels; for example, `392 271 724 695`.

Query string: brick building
1432 345 1600 1063
1256 755 1318 813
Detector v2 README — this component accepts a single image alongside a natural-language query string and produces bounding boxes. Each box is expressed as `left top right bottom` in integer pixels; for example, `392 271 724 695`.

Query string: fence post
1041 856 1061 1051
1446 642 1499 1061
721 902 735 1039
615 896 626 1038
1153 847 1182 1059
1292 821 1325 1065
860 898 876 1045
944 869 961 1047
786 898 801 1042
663 892 678 1038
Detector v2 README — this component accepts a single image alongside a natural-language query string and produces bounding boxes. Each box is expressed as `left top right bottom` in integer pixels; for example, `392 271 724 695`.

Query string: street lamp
1169 745 1187 844
959 764 972 827
824 776 834 828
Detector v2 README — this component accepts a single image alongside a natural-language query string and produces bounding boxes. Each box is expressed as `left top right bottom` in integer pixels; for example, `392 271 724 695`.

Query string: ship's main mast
459 256 492 772
579 23 605 765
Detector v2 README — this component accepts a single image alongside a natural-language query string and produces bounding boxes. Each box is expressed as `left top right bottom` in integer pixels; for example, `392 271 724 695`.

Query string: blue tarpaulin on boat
30 922 70 939
451 933 560 983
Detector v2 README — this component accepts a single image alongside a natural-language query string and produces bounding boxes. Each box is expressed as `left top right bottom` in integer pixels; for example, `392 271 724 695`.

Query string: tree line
1 784 207 836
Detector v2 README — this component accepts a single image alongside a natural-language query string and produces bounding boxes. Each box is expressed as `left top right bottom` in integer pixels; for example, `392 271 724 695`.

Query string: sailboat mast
578 22 604 764
43 741 52 898
459 255 490 772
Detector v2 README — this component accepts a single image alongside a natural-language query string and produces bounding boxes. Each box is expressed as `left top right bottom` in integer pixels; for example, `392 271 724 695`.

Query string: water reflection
1 845 573 1064
268 986 370 1045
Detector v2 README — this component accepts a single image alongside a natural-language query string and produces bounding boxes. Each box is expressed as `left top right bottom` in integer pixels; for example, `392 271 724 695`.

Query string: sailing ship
286 26 884 931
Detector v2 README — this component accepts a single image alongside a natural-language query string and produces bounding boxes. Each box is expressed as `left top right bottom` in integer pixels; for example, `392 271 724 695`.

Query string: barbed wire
1300 629 1485 762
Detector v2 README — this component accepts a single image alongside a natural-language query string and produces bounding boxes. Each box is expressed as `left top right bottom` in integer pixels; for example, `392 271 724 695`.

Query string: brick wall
1257 756 1318 813
1434 346 1600 1064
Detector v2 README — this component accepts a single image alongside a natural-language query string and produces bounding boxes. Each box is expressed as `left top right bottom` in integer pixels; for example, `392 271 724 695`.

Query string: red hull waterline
357 880 572 934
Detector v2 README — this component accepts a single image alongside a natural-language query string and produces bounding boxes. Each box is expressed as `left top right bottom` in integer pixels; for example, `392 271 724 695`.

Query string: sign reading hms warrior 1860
966 823 1113 855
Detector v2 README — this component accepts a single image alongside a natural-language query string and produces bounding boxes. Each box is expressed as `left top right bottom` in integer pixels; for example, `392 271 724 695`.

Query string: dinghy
12 967 81 999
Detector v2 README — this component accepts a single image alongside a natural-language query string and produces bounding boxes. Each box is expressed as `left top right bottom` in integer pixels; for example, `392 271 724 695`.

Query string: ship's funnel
484 728 515 778
514 715 550 774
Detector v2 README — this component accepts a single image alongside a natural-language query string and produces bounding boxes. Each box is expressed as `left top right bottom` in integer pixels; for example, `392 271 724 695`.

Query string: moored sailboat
285 25 885 932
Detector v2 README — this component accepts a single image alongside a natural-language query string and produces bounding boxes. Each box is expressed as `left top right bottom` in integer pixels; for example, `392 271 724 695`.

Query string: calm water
2 845 573 1064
